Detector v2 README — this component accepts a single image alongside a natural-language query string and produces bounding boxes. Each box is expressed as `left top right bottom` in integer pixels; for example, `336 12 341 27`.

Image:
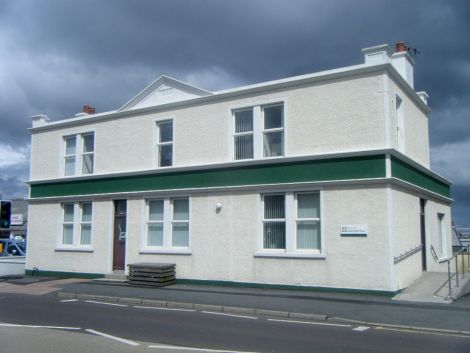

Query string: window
260 192 322 256
80 203 92 245
232 103 284 160
82 134 94 174
296 193 321 251
438 213 446 257
263 104 284 157
63 133 95 176
157 120 173 167
147 200 164 246
234 109 254 160
172 199 189 247
60 202 93 248
64 137 76 176
144 197 190 251
263 195 286 249
62 203 74 245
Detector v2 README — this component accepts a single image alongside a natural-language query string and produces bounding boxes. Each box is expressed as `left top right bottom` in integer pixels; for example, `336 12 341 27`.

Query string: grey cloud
0 0 469 222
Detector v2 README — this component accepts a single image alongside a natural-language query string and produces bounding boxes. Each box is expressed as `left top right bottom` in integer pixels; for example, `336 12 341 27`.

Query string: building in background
26 43 452 294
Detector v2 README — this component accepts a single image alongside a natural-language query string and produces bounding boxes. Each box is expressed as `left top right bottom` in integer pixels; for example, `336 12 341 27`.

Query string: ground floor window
60 202 93 248
145 197 190 250
261 192 322 255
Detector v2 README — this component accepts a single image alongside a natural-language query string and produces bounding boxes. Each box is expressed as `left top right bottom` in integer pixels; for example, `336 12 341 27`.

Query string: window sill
254 252 326 259
55 247 94 253
139 249 192 255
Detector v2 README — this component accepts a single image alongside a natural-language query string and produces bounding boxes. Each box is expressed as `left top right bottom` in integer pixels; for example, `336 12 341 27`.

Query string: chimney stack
391 41 415 88
395 41 407 53
83 105 96 114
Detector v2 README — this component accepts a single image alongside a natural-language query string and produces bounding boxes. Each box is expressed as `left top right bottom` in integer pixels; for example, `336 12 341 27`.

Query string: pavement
41 278 470 333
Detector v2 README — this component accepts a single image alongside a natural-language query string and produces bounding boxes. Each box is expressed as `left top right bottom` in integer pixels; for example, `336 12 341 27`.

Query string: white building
26 43 452 294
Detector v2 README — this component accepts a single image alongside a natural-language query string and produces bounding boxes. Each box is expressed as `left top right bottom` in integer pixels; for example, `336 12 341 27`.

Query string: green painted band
175 278 398 297
391 157 451 198
25 269 105 279
30 155 386 198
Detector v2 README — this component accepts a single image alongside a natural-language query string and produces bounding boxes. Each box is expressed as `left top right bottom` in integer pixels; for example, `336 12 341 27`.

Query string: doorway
113 200 127 271
420 198 427 271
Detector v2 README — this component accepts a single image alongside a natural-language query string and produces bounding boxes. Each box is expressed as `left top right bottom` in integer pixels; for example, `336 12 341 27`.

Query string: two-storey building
26 43 452 294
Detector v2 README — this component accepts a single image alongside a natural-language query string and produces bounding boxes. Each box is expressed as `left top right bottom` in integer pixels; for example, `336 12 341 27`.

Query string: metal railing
432 245 470 299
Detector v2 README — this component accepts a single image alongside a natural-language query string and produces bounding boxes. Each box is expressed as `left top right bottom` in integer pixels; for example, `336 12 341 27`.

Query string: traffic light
0 200 11 229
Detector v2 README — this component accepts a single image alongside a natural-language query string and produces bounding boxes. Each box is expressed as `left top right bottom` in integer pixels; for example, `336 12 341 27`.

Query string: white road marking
201 311 257 320
353 326 370 331
60 299 78 303
148 344 259 353
0 322 81 330
85 329 140 346
267 318 351 327
85 300 127 307
134 305 195 312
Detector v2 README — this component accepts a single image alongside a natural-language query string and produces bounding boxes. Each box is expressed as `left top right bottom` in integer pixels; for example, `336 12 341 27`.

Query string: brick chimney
83 105 96 114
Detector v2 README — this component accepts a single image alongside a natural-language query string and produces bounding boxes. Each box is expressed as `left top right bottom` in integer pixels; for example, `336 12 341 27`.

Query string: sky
0 0 469 225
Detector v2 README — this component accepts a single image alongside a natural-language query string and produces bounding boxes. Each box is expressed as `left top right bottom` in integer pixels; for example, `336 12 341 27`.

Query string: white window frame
233 108 254 161
81 133 95 175
64 136 77 176
231 102 285 161
256 190 324 258
294 192 321 254
261 193 286 253
63 132 95 176
156 120 173 167
438 213 447 258
79 202 93 246
262 103 284 158
141 197 191 254
57 202 93 251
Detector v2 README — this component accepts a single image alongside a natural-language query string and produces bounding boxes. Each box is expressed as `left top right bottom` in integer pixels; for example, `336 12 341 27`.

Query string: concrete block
118 297 142 304
141 299 167 307
166 301 194 309
194 304 223 312
289 312 327 321
223 306 255 315
254 309 289 318
92 295 119 302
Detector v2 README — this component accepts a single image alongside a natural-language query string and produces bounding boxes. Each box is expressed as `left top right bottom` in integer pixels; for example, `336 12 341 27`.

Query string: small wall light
215 202 223 213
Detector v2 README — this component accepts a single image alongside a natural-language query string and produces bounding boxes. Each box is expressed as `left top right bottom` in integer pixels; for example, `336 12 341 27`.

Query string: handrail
432 245 469 299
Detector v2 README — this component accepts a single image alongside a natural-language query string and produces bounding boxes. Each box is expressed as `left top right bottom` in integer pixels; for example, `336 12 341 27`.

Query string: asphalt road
0 293 469 353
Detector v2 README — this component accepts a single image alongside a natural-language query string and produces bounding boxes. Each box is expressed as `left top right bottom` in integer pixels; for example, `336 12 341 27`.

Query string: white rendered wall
30 74 385 181
125 185 392 291
388 79 430 167
391 186 423 289
425 198 453 272
26 201 113 274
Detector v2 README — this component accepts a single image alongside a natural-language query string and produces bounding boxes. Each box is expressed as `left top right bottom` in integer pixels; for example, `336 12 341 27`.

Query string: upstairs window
63 133 95 176
82 134 94 174
263 104 284 157
232 103 284 160
157 120 173 167
234 109 254 160
64 137 77 176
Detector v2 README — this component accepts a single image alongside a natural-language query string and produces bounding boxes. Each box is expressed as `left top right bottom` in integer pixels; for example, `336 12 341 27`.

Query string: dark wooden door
420 198 427 271
113 200 127 270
